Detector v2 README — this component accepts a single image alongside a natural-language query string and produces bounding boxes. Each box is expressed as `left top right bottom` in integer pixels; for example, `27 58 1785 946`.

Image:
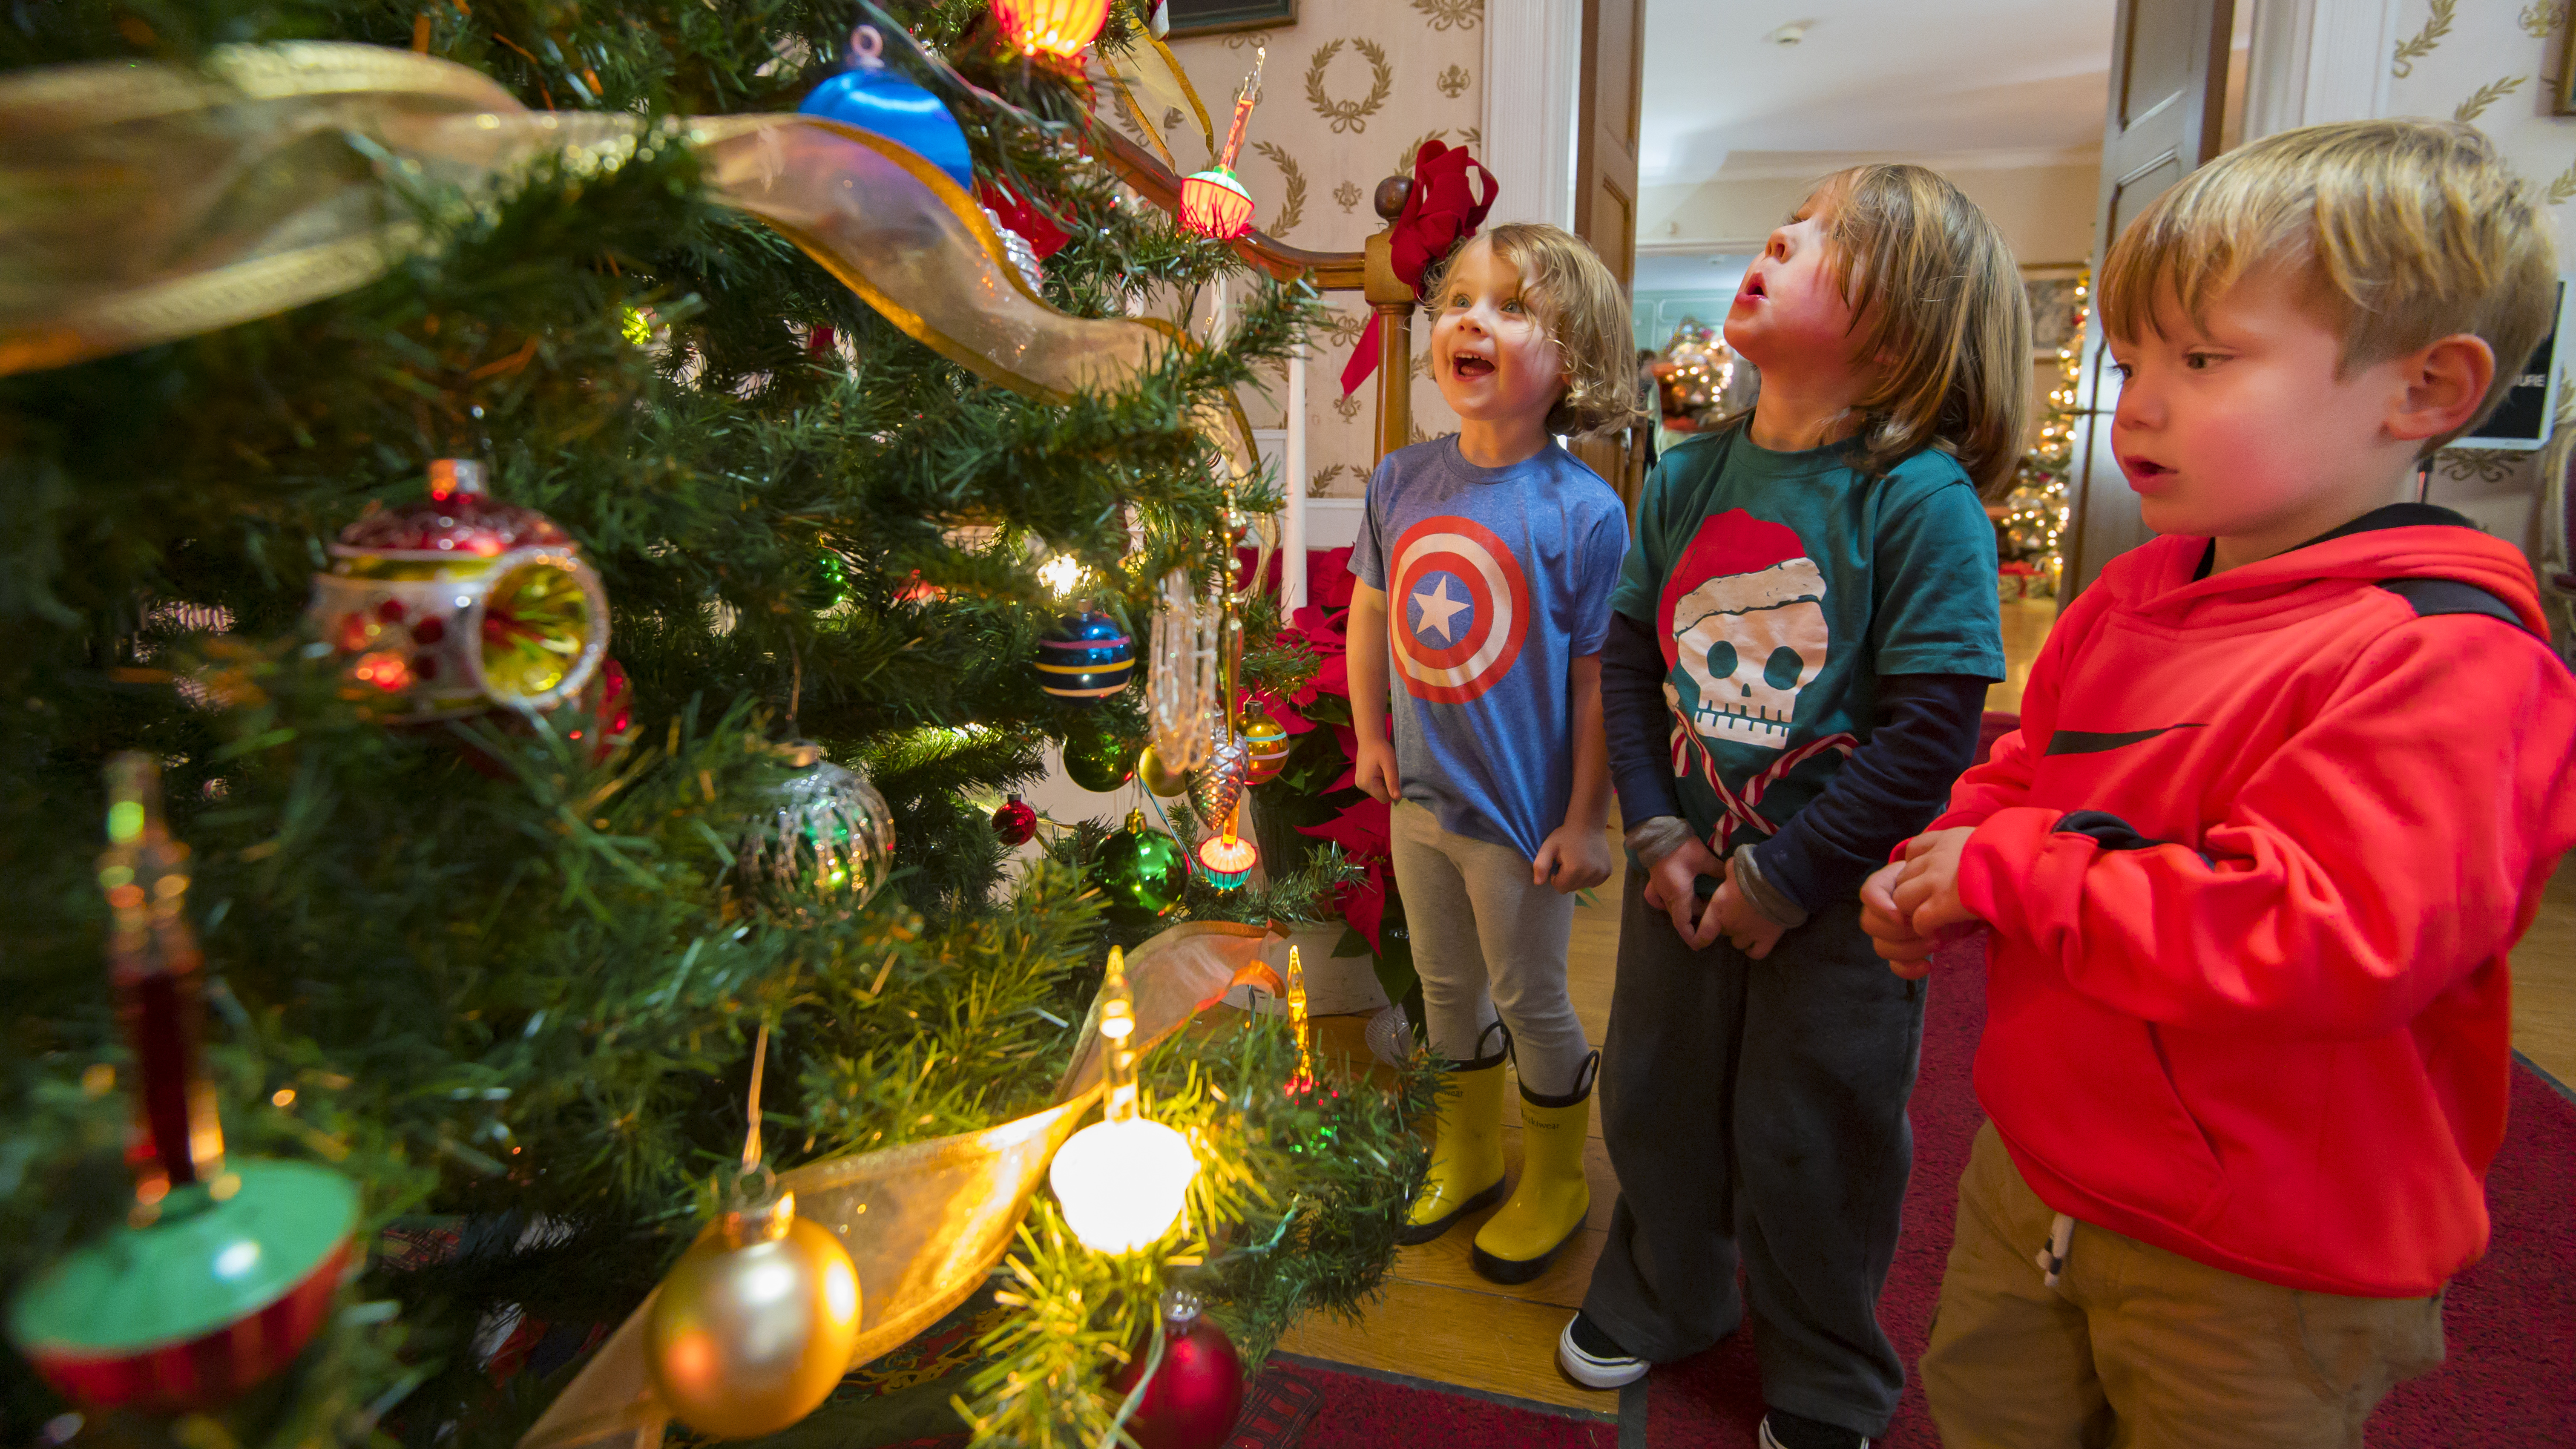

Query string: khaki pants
1922 1123 2445 1449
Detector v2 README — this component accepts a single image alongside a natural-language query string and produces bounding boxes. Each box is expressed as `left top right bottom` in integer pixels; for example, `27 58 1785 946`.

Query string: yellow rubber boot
1399 1025 1510 1245
1471 1053 1598 1283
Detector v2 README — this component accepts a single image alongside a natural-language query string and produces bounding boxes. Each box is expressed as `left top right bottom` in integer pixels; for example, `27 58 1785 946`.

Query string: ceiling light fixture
1765 20 1812 45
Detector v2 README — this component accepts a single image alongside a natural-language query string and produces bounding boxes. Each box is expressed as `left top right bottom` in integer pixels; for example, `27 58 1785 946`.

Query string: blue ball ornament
799 25 974 192
1036 609 1136 703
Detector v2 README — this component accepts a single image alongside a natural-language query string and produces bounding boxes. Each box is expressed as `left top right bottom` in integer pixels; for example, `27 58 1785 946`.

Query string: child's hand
1532 821 1612 894
1352 735 1400 804
1707 863 1788 960
1860 860 1938 979
1891 827 1979 937
1642 835 1725 949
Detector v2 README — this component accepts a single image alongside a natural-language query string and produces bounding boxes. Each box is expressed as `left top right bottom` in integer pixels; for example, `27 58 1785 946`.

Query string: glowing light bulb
1048 948 1200 1254
1050 1116 1198 1253
991 0 1110 57
1038 554 1083 595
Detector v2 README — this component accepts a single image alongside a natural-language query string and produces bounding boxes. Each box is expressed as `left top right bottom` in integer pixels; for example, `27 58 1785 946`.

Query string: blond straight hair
1798 164 2033 497
1427 223 1645 437
2100 119 2556 451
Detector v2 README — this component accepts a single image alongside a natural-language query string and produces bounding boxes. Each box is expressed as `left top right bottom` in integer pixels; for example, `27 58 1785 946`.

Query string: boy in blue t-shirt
1348 222 1637 1284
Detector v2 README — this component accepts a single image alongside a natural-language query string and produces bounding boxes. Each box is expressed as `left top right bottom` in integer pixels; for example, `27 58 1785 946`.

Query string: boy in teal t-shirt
1622 432 2004 862
1558 160 2021 1449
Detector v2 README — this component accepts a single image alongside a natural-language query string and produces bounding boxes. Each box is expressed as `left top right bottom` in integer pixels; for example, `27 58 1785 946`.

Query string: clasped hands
1642 836 1788 958
1858 825 1982 979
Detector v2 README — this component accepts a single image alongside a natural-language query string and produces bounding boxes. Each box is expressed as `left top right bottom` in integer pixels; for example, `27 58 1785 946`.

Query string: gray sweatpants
1387 800 1589 1097
1581 868 1925 1438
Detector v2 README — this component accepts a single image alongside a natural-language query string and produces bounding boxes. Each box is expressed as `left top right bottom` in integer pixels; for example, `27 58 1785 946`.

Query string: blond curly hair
1422 223 1645 437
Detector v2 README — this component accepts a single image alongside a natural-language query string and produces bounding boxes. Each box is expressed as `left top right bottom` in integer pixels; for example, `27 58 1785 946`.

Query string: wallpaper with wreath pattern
2390 0 2576 550
1136 0 1487 497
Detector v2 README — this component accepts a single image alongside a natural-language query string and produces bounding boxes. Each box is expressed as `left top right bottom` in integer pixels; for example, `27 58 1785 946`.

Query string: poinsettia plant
1239 547 1418 1017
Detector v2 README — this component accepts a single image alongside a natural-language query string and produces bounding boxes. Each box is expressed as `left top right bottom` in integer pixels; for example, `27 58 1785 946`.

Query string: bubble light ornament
1284 946 1315 1094
1048 949 1199 1254
1179 49 1266 242
6 756 359 1414
1189 537 1259 890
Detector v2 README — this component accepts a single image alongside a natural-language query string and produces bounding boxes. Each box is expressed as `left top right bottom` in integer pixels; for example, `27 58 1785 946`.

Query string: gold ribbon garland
517 920 1285 1449
0 41 1256 476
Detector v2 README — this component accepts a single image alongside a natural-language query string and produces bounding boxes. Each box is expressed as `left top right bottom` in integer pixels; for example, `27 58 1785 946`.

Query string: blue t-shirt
1354 436 1630 859
1611 425 2004 845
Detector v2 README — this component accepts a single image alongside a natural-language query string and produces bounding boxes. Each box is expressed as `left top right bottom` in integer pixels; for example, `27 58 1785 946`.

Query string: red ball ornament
992 794 1038 846
1106 1292 1243 1449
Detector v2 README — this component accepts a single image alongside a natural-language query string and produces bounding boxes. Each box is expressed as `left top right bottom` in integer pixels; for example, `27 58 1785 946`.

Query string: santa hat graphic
1656 509 1826 664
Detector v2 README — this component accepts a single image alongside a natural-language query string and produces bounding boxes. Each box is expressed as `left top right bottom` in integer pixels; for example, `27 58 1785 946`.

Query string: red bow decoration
1340 140 1498 399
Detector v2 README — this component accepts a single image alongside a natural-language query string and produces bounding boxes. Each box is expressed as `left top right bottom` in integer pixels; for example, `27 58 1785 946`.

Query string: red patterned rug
1643 939 2576 1447
884 1354 1616 1449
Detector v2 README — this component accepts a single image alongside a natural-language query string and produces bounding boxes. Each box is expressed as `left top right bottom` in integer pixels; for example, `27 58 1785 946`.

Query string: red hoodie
1935 507 2576 1297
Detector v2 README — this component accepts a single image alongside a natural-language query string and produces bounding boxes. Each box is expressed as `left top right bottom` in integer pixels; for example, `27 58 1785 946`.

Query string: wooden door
1571 0 1647 507
2063 0 2236 595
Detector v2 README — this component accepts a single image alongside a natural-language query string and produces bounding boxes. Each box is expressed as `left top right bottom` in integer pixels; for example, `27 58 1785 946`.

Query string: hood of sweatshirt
2093 503 2547 635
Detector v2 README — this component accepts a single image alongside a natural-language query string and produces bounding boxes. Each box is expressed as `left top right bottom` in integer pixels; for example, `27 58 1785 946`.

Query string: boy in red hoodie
1863 119 2576 1445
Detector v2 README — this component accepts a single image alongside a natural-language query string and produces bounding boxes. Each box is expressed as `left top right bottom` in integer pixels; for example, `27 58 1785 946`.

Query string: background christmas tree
0 4 1420 1446
1997 273 2089 595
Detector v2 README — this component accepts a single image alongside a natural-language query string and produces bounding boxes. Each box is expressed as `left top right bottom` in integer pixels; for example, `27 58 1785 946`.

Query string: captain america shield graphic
1391 515 1529 704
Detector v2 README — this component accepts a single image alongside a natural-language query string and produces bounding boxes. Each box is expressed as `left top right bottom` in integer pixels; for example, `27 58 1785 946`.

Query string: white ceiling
1639 0 2121 190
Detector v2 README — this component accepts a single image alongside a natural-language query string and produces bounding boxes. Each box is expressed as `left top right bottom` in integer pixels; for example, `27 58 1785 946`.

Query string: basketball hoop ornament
1180 49 1266 241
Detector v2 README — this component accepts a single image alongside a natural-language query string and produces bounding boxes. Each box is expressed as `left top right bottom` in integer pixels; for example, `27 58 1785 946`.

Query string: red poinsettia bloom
1298 793 1392 950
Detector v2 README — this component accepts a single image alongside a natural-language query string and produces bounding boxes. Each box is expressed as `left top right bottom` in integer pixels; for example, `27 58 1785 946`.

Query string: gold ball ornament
645 1191 861 1440
1138 743 1190 797
1239 710 1290 786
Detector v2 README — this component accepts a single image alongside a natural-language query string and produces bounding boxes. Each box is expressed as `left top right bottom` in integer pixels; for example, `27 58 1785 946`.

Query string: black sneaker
1759 1409 1869 1449
1555 1311 1648 1389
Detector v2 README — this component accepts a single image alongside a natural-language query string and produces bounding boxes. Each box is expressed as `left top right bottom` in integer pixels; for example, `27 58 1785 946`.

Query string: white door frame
1483 0 1583 230
2243 0 2404 140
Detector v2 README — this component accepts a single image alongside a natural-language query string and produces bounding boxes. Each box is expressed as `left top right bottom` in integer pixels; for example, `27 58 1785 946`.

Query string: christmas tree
0 5 1421 1447
1997 274 2088 596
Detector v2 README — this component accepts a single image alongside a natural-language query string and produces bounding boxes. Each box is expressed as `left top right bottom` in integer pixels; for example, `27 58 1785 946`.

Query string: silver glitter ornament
735 742 895 923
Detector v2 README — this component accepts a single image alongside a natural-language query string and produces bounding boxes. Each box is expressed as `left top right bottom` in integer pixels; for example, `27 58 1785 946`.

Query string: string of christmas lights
2000 274 2087 598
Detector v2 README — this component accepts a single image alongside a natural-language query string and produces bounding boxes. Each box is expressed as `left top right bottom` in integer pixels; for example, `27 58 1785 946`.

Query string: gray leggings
1387 801 1589 1097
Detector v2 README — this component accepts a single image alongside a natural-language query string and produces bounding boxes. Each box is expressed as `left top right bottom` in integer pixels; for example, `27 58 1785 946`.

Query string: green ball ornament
1062 728 1139 794
1096 810 1187 915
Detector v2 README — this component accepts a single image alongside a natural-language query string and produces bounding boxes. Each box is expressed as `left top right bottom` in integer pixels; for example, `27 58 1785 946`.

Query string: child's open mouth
1452 354 1495 379
2122 455 2173 490
1742 274 1767 300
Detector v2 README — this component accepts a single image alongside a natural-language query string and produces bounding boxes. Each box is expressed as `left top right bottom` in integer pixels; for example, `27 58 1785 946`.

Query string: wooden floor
1274 593 2576 1412
1276 866 1628 1414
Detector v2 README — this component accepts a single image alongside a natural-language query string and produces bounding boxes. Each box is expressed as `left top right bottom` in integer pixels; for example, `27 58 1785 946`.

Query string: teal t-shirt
1610 424 2006 844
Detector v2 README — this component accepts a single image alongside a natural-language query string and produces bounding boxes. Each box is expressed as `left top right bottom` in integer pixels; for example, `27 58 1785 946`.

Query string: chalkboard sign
2458 278 2567 451
1163 0 1296 37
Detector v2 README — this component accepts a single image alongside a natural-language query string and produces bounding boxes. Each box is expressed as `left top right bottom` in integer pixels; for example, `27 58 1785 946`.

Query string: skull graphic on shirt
1659 510 1831 753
